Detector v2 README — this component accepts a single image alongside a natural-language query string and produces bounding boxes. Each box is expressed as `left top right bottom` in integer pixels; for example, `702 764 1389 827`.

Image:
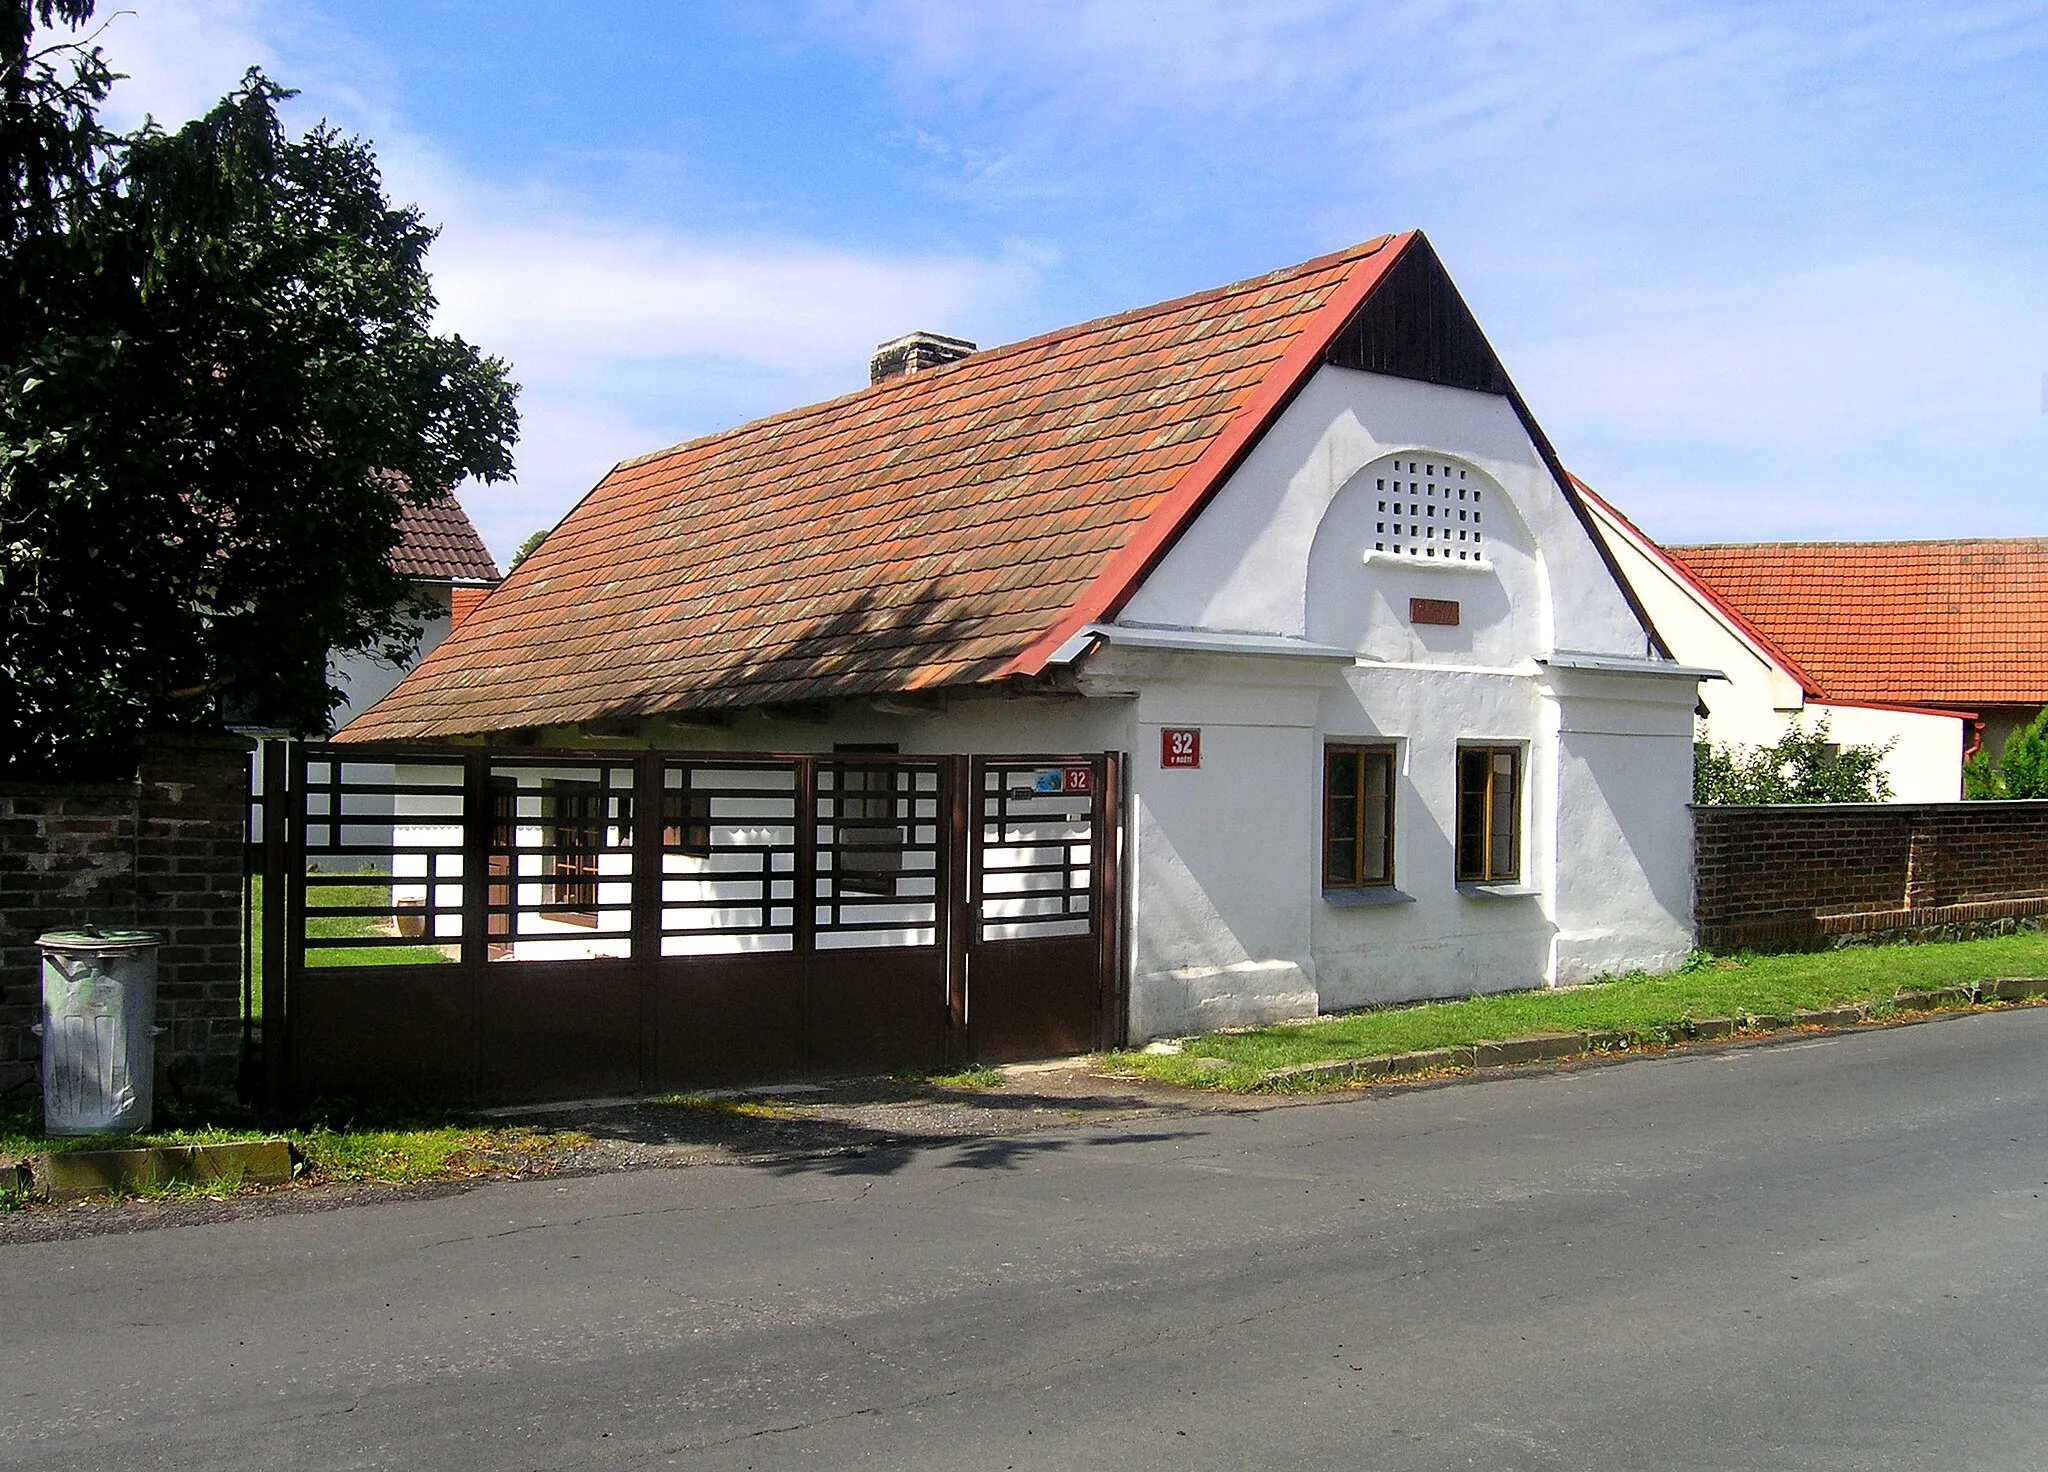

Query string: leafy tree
1693 718 1895 805
508 526 549 571
0 2 517 775
1964 707 2048 800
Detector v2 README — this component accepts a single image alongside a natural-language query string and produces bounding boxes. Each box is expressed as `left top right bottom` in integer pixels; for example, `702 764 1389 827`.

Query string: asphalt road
8 1009 2048 1471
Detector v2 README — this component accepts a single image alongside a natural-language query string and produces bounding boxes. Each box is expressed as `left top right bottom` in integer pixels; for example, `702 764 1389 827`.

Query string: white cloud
428 219 1036 381
92 0 383 134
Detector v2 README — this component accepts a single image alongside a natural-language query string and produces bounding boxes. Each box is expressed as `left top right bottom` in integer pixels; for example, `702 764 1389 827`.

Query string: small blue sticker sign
1033 769 1064 794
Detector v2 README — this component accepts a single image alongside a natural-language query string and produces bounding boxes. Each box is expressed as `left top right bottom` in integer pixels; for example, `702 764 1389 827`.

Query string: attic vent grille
1365 452 1486 562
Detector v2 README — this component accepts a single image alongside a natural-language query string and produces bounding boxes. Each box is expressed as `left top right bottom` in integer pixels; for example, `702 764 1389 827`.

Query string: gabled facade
342 233 1707 1042
327 495 502 734
1581 487 1976 802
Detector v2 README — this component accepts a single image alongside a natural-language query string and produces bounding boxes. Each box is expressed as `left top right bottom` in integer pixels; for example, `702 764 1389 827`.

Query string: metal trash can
35 929 163 1136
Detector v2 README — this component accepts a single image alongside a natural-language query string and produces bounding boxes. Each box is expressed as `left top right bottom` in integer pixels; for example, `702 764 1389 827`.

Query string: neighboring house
326 495 501 733
1667 538 2048 771
339 231 1710 1042
1580 486 1973 802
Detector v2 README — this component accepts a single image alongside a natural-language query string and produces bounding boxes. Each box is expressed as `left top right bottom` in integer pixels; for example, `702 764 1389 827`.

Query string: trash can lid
37 928 163 951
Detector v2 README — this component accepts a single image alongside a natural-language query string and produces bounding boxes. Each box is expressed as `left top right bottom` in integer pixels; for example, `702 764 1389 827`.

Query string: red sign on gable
1160 728 1201 769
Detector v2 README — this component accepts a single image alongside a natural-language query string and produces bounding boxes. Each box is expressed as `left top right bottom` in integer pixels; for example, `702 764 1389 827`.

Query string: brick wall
1694 801 2048 952
0 735 252 1104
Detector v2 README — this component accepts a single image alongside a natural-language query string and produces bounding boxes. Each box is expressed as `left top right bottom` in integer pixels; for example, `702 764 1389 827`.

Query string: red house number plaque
1161 728 1201 769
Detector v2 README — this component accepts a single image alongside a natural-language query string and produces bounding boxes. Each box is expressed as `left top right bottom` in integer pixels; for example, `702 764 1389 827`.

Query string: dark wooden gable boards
1321 233 1671 658
1324 234 1511 395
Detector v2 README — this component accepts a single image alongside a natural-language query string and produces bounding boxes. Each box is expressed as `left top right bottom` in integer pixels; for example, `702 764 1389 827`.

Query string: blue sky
89 1 2048 563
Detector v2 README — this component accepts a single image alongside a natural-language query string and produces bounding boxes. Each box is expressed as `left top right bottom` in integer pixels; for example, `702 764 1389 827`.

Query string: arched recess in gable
1304 449 1543 664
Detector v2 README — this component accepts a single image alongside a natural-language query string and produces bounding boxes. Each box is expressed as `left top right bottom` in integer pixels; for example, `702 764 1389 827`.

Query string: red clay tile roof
392 495 501 583
1667 540 2048 708
340 234 1419 741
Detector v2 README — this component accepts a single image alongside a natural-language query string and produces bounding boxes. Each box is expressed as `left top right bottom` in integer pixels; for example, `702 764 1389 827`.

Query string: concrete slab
30 1139 293 1202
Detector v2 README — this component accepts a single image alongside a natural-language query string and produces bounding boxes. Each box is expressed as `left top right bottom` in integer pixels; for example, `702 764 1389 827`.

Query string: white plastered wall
330 584 454 735
1583 496 1965 802
1104 366 1697 1032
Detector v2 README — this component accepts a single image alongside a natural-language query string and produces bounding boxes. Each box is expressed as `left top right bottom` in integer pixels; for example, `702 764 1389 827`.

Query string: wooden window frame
1456 745 1522 884
663 780 713 858
832 768 906 898
1322 744 1397 890
540 778 609 925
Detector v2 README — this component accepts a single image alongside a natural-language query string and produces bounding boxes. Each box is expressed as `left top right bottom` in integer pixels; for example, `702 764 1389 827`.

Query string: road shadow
756 1124 1213 1179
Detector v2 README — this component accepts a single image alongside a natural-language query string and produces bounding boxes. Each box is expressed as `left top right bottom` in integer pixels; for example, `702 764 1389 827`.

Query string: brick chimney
449 584 492 631
869 331 976 385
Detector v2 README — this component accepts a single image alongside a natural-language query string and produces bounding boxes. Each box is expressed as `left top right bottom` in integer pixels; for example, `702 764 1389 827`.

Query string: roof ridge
613 235 1397 474
1671 537 2048 551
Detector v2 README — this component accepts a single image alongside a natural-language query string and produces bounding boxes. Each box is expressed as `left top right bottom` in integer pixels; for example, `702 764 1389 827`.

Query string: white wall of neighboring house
1803 702 1964 800
1582 494 1966 803
327 584 455 735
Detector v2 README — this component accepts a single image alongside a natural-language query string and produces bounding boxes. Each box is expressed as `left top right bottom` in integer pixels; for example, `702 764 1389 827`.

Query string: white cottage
341 231 1707 1048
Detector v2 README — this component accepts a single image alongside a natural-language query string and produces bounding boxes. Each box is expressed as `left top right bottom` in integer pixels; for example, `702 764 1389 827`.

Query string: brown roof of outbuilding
339 231 1510 741
1667 540 2048 709
392 495 501 583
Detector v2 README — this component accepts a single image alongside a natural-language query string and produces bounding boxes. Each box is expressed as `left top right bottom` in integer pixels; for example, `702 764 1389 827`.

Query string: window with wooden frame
830 746 904 898
1456 746 1522 883
540 778 607 922
1323 745 1396 889
662 779 713 857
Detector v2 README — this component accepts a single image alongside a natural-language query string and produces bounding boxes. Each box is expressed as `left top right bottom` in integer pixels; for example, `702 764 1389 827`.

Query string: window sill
1323 886 1415 908
1362 550 1495 573
1456 882 1540 900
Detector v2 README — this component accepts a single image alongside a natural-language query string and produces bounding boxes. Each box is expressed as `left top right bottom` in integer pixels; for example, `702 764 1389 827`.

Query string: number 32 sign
1160 728 1201 769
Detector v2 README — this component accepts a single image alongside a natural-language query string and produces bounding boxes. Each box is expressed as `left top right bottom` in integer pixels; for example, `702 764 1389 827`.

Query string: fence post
945 755 972 1064
1098 751 1127 1052
460 753 491 969
631 752 664 1091
259 739 289 1111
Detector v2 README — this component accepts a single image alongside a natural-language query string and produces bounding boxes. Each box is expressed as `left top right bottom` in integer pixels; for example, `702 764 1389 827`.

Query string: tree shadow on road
754 1125 1212 1180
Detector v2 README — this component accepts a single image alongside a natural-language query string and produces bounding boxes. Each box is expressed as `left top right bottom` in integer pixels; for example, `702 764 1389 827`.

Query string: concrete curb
1257 979 2048 1091
22 1139 295 1203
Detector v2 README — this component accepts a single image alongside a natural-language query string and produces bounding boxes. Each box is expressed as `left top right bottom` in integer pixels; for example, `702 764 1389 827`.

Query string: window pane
1323 748 1360 886
1489 750 1520 881
1456 749 1488 881
1360 750 1391 884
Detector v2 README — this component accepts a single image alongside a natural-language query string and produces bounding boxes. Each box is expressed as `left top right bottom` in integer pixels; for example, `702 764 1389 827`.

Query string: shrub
1694 717 1894 804
1966 707 2048 800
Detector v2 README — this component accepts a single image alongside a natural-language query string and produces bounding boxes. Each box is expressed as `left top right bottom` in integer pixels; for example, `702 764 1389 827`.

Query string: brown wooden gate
263 744 1122 1108
966 756 1123 1061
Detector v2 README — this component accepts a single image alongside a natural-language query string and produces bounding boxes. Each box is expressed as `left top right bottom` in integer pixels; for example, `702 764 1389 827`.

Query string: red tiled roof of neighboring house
340 235 1413 741
1666 540 2048 708
392 495 501 583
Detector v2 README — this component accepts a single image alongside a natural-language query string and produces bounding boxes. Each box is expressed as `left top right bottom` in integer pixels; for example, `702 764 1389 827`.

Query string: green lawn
1101 931 2048 1091
247 876 455 988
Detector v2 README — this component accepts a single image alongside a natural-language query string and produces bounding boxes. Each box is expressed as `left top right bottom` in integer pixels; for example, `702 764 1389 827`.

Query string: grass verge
648 1093 806 1121
894 1064 1006 1091
1097 931 2048 1093
0 1105 587 1206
